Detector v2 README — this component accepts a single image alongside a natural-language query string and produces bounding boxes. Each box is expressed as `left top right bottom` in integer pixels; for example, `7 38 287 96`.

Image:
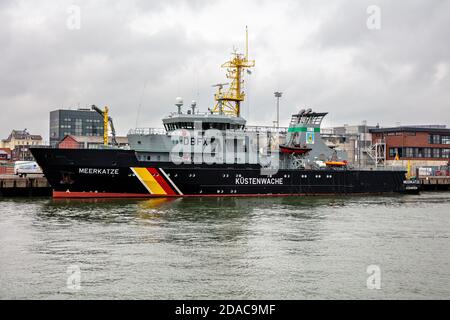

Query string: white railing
128 126 291 136
363 139 386 167
244 125 288 134
128 128 167 135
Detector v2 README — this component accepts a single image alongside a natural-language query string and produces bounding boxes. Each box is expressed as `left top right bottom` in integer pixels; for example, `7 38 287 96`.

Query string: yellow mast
103 106 109 146
245 25 249 59
212 26 255 117
406 160 412 179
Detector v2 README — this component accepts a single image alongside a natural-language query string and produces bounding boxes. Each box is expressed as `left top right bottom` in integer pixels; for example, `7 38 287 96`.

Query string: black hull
30 148 406 198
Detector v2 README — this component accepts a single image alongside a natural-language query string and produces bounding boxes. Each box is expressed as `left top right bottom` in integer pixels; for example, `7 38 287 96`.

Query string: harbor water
1 192 449 299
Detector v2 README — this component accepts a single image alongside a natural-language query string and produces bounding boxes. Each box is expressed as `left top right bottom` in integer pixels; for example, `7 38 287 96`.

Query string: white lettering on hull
79 168 119 175
235 177 283 185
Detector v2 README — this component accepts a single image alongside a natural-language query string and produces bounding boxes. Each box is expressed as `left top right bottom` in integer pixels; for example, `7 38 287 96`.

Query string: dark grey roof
2 129 43 142
370 126 450 134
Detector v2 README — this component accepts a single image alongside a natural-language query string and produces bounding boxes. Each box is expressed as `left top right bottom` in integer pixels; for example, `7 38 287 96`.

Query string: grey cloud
0 0 449 141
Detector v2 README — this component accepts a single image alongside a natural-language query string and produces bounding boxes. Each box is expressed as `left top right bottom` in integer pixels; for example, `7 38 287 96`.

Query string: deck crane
91 105 118 146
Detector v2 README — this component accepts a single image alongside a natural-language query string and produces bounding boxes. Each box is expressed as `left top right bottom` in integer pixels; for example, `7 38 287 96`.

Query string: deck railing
128 126 291 136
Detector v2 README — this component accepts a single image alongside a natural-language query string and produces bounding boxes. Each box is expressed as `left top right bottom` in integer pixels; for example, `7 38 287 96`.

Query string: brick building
370 126 450 167
58 135 128 149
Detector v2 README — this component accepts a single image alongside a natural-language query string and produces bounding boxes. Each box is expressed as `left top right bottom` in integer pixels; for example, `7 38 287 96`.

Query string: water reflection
2 192 450 299
32 193 450 248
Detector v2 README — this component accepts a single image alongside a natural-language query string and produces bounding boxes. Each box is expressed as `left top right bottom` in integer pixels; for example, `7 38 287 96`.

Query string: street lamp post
274 91 282 128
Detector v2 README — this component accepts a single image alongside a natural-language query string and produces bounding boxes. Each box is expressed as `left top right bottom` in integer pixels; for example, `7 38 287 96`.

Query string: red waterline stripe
53 191 155 198
53 191 385 199
146 167 177 195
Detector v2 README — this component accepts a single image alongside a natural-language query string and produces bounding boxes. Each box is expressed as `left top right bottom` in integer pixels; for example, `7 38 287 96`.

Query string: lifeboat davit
279 144 312 155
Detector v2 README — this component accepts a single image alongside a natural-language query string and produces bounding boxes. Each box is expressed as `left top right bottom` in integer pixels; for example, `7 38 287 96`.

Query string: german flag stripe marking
160 168 183 195
131 167 166 195
147 168 177 195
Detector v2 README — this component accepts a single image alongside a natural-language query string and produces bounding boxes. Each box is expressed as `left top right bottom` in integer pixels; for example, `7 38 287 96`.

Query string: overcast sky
1 0 449 141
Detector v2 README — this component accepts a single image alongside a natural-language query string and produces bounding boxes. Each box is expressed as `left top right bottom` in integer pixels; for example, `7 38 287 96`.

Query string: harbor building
369 125 450 167
0 129 44 161
50 108 104 147
58 135 129 149
321 123 375 166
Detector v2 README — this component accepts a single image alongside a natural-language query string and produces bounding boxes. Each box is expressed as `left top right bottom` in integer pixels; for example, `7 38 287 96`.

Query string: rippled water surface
1 192 450 299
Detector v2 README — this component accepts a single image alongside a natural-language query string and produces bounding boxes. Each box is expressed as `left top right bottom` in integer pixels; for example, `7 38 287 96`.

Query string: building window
405 147 414 158
442 136 450 144
432 148 441 158
415 148 424 158
442 149 450 159
430 134 440 144
424 148 431 158
389 148 399 158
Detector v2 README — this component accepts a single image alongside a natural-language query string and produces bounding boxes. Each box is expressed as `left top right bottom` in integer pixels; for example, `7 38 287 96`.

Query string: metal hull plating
31 148 406 198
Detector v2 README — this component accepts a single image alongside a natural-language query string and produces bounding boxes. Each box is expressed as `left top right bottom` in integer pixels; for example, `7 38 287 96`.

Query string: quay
0 174 51 197
419 176 450 191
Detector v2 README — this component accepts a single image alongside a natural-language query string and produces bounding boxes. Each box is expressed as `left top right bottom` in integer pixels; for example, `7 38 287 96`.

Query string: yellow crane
91 105 118 146
212 26 255 117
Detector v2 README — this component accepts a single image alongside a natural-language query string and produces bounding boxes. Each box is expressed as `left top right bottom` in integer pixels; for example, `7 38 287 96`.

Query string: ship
31 30 408 198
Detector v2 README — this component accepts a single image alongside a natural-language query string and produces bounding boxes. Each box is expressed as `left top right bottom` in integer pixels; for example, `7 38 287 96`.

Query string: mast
103 106 109 146
212 26 255 117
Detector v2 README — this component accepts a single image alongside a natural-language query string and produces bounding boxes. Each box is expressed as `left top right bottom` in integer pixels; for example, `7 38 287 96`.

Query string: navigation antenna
212 26 255 117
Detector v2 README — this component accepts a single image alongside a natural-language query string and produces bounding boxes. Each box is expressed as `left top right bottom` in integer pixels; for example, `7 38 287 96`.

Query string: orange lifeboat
325 160 347 167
